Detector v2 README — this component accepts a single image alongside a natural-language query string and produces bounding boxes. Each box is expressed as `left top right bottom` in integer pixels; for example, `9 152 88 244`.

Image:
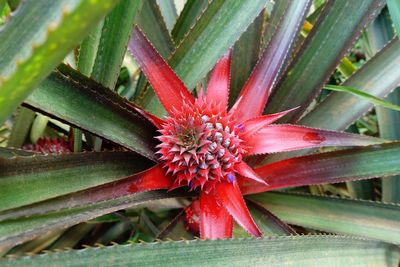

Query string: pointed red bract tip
215 181 262 237
235 161 268 186
129 26 194 114
127 164 174 193
206 50 232 111
200 190 233 239
240 107 299 141
246 124 384 155
126 102 165 129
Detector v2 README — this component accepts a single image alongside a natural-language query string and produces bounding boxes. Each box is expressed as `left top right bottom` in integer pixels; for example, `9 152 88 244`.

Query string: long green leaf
0 190 184 252
324 84 400 111
156 0 178 33
0 0 120 125
7 107 35 148
0 147 34 158
251 192 400 244
379 91 400 203
247 201 296 236
171 0 209 44
23 65 158 160
387 0 400 36
2 236 399 266
170 0 266 89
364 7 400 203
76 22 103 76
345 9 394 200
91 0 142 89
266 0 385 122
242 142 400 195
74 9 104 152
228 10 264 107
133 0 175 112
299 37 400 131
0 151 151 212
137 0 174 58
137 0 267 117
263 36 400 165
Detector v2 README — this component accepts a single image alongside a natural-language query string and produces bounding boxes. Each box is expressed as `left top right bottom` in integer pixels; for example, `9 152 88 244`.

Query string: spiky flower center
157 100 244 191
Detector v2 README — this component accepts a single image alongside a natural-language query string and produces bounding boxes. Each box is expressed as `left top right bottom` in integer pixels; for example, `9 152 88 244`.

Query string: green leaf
157 211 195 241
171 0 209 44
250 192 400 244
76 22 103 76
29 114 48 143
2 236 399 266
91 0 142 89
379 91 400 203
0 147 34 158
74 9 104 153
0 0 120 125
346 180 374 200
170 0 266 90
136 0 174 58
387 0 400 37
264 36 400 166
133 0 175 112
6 0 19 11
156 0 178 33
299 37 400 131
228 10 264 107
363 7 400 203
242 142 400 195
0 190 183 252
0 151 151 212
7 107 35 148
24 65 158 160
247 201 296 236
266 0 385 122
139 0 267 116
324 84 400 111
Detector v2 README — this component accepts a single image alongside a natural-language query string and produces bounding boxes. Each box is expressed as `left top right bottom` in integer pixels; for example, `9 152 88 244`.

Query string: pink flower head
127 26 381 239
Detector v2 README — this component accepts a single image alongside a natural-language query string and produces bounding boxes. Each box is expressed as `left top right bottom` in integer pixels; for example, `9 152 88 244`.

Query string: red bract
127 26 381 239
23 137 71 154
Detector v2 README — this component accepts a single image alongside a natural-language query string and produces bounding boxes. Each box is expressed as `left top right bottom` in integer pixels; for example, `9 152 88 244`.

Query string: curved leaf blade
251 192 400 244
241 142 400 194
0 151 152 212
129 26 195 114
91 0 142 89
363 8 400 203
0 190 185 252
299 37 400 131
245 124 383 155
0 0 120 124
267 0 385 122
171 0 208 44
233 0 311 121
1 236 399 266
24 65 158 160
142 0 268 116
387 0 400 36
324 84 400 111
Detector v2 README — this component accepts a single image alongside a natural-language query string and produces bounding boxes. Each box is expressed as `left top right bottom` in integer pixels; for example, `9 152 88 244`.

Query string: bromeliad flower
23 137 72 155
126 26 381 239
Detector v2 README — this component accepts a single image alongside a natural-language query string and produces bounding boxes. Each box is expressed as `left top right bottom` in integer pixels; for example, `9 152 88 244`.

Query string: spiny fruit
157 98 245 192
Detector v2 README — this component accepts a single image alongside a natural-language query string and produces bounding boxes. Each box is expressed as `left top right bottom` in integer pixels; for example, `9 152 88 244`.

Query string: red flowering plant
125 27 381 239
2 0 400 264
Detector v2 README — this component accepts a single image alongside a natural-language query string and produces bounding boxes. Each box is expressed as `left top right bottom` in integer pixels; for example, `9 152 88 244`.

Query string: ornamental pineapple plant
1 0 400 266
